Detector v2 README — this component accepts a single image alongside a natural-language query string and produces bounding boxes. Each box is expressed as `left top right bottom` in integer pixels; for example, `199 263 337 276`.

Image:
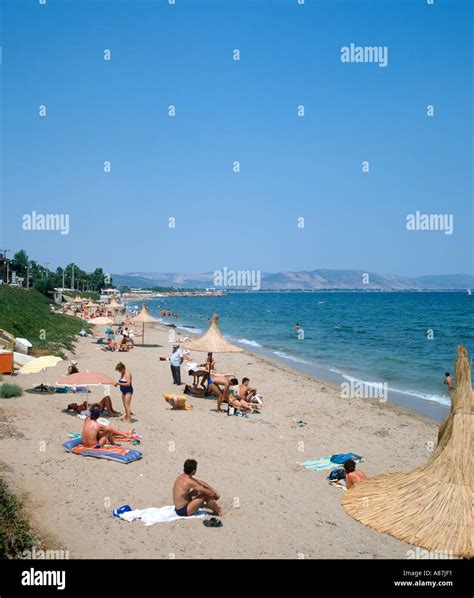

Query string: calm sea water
129 292 473 418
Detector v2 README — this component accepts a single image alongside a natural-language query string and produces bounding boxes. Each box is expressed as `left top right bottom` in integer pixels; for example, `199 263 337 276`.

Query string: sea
127 292 473 421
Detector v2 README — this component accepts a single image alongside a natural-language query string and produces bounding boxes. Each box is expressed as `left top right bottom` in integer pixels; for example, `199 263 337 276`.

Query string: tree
12 250 29 278
34 275 56 296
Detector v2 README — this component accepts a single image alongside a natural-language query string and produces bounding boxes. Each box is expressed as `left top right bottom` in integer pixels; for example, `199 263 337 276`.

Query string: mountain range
112 270 474 291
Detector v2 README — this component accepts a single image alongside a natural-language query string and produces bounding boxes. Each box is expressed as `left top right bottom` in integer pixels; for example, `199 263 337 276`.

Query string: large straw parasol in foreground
132 304 159 346
185 314 243 354
342 345 473 557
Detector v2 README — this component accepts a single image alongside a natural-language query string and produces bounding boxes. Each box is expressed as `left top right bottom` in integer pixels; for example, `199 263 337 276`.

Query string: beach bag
327 468 346 481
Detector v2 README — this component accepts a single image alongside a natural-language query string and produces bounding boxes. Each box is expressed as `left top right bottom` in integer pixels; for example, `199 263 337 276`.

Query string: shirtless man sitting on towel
173 459 223 517
82 406 134 448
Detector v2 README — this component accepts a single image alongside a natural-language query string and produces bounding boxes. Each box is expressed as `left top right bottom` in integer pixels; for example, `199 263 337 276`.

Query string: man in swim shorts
173 459 223 517
82 406 135 448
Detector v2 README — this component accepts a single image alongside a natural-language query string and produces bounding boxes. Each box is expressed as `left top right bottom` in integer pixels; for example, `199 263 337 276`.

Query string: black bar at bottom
0 558 471 596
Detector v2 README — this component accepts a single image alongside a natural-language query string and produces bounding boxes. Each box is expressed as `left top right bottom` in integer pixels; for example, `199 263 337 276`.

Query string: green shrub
0 384 23 398
0 479 36 558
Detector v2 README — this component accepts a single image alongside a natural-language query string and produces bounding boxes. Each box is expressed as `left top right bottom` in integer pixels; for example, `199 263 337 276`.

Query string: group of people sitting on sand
187 352 262 414
64 360 135 448
100 325 134 352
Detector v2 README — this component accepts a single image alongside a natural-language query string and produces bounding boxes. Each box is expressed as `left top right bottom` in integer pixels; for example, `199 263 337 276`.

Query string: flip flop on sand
203 517 223 528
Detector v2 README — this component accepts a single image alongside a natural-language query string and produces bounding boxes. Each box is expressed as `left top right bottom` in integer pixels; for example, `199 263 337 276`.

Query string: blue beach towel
300 453 364 472
62 436 143 464
299 458 336 472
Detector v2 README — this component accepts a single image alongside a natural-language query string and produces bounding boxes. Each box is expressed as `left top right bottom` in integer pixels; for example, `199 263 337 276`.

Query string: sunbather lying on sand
173 459 223 517
67 396 120 417
82 406 134 448
344 459 368 489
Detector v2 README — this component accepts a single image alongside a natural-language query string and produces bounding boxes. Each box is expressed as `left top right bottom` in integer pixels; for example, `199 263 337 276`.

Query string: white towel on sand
119 506 206 526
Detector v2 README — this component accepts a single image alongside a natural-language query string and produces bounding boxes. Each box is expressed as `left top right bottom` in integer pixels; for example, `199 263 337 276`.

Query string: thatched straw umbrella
342 345 473 558
131 304 159 346
185 314 243 354
107 298 123 323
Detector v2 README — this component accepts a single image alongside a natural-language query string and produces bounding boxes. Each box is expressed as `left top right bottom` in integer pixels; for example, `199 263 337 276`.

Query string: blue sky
1 0 472 276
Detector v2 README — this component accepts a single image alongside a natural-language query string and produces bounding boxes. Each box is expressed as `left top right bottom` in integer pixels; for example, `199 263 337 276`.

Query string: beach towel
300 454 364 472
68 432 142 444
299 458 336 472
62 436 143 464
117 506 206 526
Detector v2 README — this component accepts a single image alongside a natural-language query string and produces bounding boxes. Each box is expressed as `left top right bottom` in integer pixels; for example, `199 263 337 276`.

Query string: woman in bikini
114 362 134 424
226 378 260 413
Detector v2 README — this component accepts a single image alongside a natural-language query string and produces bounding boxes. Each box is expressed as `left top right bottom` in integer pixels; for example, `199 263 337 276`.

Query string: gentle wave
341 374 450 407
273 351 311 365
178 326 203 334
237 338 262 347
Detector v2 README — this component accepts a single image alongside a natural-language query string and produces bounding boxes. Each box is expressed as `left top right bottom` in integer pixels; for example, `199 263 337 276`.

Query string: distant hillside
113 272 215 289
113 270 474 290
412 274 474 289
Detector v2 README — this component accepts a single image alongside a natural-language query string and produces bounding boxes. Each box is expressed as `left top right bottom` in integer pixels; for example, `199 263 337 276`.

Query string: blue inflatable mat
62 436 143 464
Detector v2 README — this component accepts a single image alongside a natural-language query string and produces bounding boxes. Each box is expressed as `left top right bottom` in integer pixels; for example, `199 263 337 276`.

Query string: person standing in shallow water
114 362 133 424
444 371 454 391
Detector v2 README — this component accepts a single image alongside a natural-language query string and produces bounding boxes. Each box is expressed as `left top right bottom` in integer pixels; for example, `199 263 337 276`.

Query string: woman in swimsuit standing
114 362 133 424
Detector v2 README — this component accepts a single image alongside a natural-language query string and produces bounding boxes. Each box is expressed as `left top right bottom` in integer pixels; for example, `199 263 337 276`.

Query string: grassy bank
0 477 36 559
0 286 90 357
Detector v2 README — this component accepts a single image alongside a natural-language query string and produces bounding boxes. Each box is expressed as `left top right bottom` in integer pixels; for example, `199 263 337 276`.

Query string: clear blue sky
1 0 472 276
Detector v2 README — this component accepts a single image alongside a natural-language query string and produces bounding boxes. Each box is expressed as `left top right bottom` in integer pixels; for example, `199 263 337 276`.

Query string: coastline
0 322 441 559
170 321 443 427
172 320 450 423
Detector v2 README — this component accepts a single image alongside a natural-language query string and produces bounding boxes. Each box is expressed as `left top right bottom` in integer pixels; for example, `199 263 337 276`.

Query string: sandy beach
0 323 440 559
